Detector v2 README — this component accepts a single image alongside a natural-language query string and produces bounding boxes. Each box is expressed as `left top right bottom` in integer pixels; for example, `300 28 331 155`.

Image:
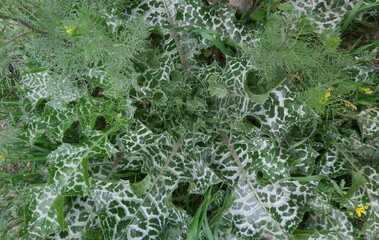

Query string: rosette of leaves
1 0 379 239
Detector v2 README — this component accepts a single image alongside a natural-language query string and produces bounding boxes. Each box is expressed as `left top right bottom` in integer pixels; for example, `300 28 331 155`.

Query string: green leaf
26 186 63 238
207 72 228 98
203 57 315 141
22 107 74 144
257 85 316 141
188 188 212 240
288 144 319 175
316 147 351 178
358 109 379 140
20 71 80 109
54 196 68 231
26 133 117 237
350 166 379 239
178 0 253 44
48 144 91 196
208 131 320 239
207 57 257 125
277 2 294 12
248 137 290 182
307 188 334 213
90 179 145 239
123 122 219 190
191 29 233 56
130 175 152 197
76 97 99 136
340 0 364 31
288 0 357 33
7 0 379 239
48 197 99 240
250 9 265 21
227 179 316 239
87 121 221 238
304 209 354 240
209 133 254 186
90 177 190 239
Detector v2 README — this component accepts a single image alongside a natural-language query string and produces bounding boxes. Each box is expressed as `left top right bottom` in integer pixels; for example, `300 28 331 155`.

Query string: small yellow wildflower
360 87 373 95
0 154 4 158
342 99 357 110
64 26 78 36
320 89 332 104
355 205 368 217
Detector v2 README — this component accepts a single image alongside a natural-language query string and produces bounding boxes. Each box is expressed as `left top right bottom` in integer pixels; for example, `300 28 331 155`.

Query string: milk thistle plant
1 0 379 239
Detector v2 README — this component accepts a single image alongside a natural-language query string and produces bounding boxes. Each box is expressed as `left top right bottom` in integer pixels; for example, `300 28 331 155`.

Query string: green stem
1 31 31 47
0 13 48 35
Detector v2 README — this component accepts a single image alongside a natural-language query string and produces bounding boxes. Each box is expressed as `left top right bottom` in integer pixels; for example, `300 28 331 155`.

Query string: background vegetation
1 0 379 239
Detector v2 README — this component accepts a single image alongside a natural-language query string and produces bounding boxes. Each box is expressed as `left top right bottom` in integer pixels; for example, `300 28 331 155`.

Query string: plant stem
1 31 31 47
161 0 190 76
0 13 48 35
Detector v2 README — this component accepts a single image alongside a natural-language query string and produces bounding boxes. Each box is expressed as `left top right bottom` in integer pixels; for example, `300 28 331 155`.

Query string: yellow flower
0 154 4 158
320 88 332 104
355 205 368 217
360 87 373 95
64 26 78 36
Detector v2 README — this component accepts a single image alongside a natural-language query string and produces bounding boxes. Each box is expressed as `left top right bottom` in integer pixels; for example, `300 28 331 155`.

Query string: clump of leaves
0 0 379 240
243 13 370 117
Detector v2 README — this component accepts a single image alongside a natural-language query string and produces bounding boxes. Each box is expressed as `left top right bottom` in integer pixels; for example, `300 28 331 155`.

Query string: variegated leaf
88 121 221 238
47 197 100 240
27 133 117 237
358 109 379 140
227 179 316 239
288 0 356 32
304 209 354 240
316 147 351 178
288 143 319 175
348 130 379 161
23 107 74 144
21 71 80 109
177 0 253 44
204 57 314 142
349 166 379 239
26 186 65 238
90 177 189 240
48 144 91 196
